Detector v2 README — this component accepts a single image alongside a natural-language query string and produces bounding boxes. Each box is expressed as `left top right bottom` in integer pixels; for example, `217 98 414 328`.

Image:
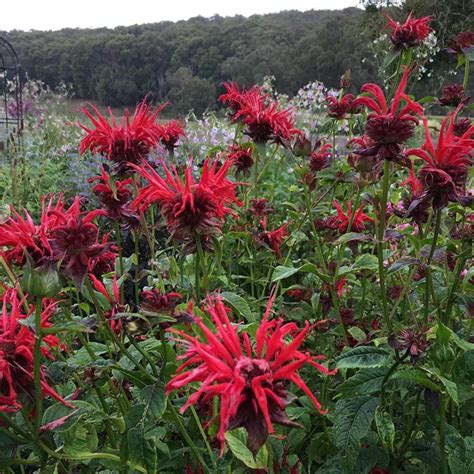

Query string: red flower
0 195 88 267
249 198 273 218
255 218 288 257
385 12 431 50
141 290 183 314
219 81 266 119
158 120 186 153
89 168 139 227
0 287 72 412
389 327 429 360
326 201 373 233
447 31 474 55
49 198 112 285
347 135 383 176
407 105 473 209
286 289 311 302
89 234 117 278
166 293 336 455
395 165 430 224
309 143 332 172
438 84 470 107
90 274 124 333
352 67 424 162
133 160 241 251
79 102 164 174
227 144 254 176
235 95 301 145
326 94 360 120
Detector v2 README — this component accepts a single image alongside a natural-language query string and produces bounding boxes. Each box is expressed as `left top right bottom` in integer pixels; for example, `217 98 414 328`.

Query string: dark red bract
158 120 186 153
447 31 474 54
326 94 360 120
227 144 254 176
438 84 470 107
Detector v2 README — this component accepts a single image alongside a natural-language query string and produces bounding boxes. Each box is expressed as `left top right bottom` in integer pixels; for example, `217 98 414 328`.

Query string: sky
3 0 360 31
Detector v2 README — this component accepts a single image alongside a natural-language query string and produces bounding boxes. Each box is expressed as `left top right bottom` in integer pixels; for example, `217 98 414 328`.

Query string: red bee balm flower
158 120 186 153
326 94 360 120
309 143 332 172
227 144 254 176
447 32 474 55
49 198 112 285
385 12 432 50
352 67 424 163
407 105 473 209
0 287 72 412
166 294 336 455
326 201 373 233
438 84 470 107
255 218 288 257
79 102 164 174
219 81 266 119
133 160 241 251
89 168 139 227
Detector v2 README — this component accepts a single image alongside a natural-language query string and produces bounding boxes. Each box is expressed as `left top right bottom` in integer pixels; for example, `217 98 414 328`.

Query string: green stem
33 298 44 433
463 56 470 91
377 160 392 333
190 405 215 468
168 402 211 474
424 209 442 323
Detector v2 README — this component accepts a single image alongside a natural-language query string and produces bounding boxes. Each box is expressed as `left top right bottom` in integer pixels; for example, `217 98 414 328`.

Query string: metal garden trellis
0 36 23 157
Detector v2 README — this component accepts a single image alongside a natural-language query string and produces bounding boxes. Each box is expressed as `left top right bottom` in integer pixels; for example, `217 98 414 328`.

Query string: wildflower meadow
0 10 473 474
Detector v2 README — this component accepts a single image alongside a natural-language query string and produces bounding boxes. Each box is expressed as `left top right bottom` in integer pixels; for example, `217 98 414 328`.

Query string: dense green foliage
3 0 472 115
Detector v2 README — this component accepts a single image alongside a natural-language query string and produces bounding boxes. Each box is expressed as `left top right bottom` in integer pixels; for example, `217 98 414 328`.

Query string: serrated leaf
138 383 166 420
339 368 389 397
272 266 300 282
348 326 367 343
336 346 392 369
392 368 440 392
335 396 380 473
352 254 379 272
375 407 395 452
221 292 254 322
127 426 157 473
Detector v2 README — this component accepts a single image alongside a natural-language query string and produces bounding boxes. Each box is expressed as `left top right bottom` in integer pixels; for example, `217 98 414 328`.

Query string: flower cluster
385 13 432 50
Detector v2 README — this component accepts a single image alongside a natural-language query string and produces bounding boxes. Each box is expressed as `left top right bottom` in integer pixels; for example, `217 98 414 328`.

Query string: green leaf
348 326 367 343
271 266 300 282
335 346 392 369
138 383 166 420
334 396 380 473
0 432 17 468
425 368 459 405
339 368 389 398
352 254 379 272
375 407 395 453
225 430 268 469
392 368 440 392
127 426 157 474
333 233 373 245
221 292 254 322
453 351 474 384
387 256 420 274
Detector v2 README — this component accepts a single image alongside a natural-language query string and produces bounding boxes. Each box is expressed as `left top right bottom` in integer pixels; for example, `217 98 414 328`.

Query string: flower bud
22 263 61 298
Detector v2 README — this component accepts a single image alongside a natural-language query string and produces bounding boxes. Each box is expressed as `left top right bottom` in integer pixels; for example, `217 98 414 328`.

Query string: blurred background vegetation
2 0 472 116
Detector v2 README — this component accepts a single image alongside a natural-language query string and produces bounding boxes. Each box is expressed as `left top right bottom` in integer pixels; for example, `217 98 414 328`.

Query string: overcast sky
3 0 360 31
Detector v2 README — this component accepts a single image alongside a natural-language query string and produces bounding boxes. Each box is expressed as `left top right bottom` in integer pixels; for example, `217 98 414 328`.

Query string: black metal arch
0 36 23 155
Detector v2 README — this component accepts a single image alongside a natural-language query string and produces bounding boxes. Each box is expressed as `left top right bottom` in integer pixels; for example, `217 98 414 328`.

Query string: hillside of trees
3 0 472 115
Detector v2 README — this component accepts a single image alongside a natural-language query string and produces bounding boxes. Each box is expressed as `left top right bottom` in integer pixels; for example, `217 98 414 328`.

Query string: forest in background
2 0 473 115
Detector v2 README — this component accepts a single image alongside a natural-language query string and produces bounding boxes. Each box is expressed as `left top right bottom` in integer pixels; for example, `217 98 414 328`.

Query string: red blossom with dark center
438 84 470 107
133 160 241 251
166 293 336 455
141 290 183 315
385 12 432 50
309 143 332 172
407 105 473 210
89 168 139 227
389 328 429 359
325 200 373 234
0 287 72 412
352 67 424 163
79 102 165 174
218 81 266 119
227 144 254 176
49 198 112 286
255 218 288 257
249 198 273 218
158 120 186 153
447 31 474 55
326 94 360 120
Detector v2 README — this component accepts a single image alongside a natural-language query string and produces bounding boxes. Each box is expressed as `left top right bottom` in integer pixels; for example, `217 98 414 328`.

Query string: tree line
3 0 472 115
